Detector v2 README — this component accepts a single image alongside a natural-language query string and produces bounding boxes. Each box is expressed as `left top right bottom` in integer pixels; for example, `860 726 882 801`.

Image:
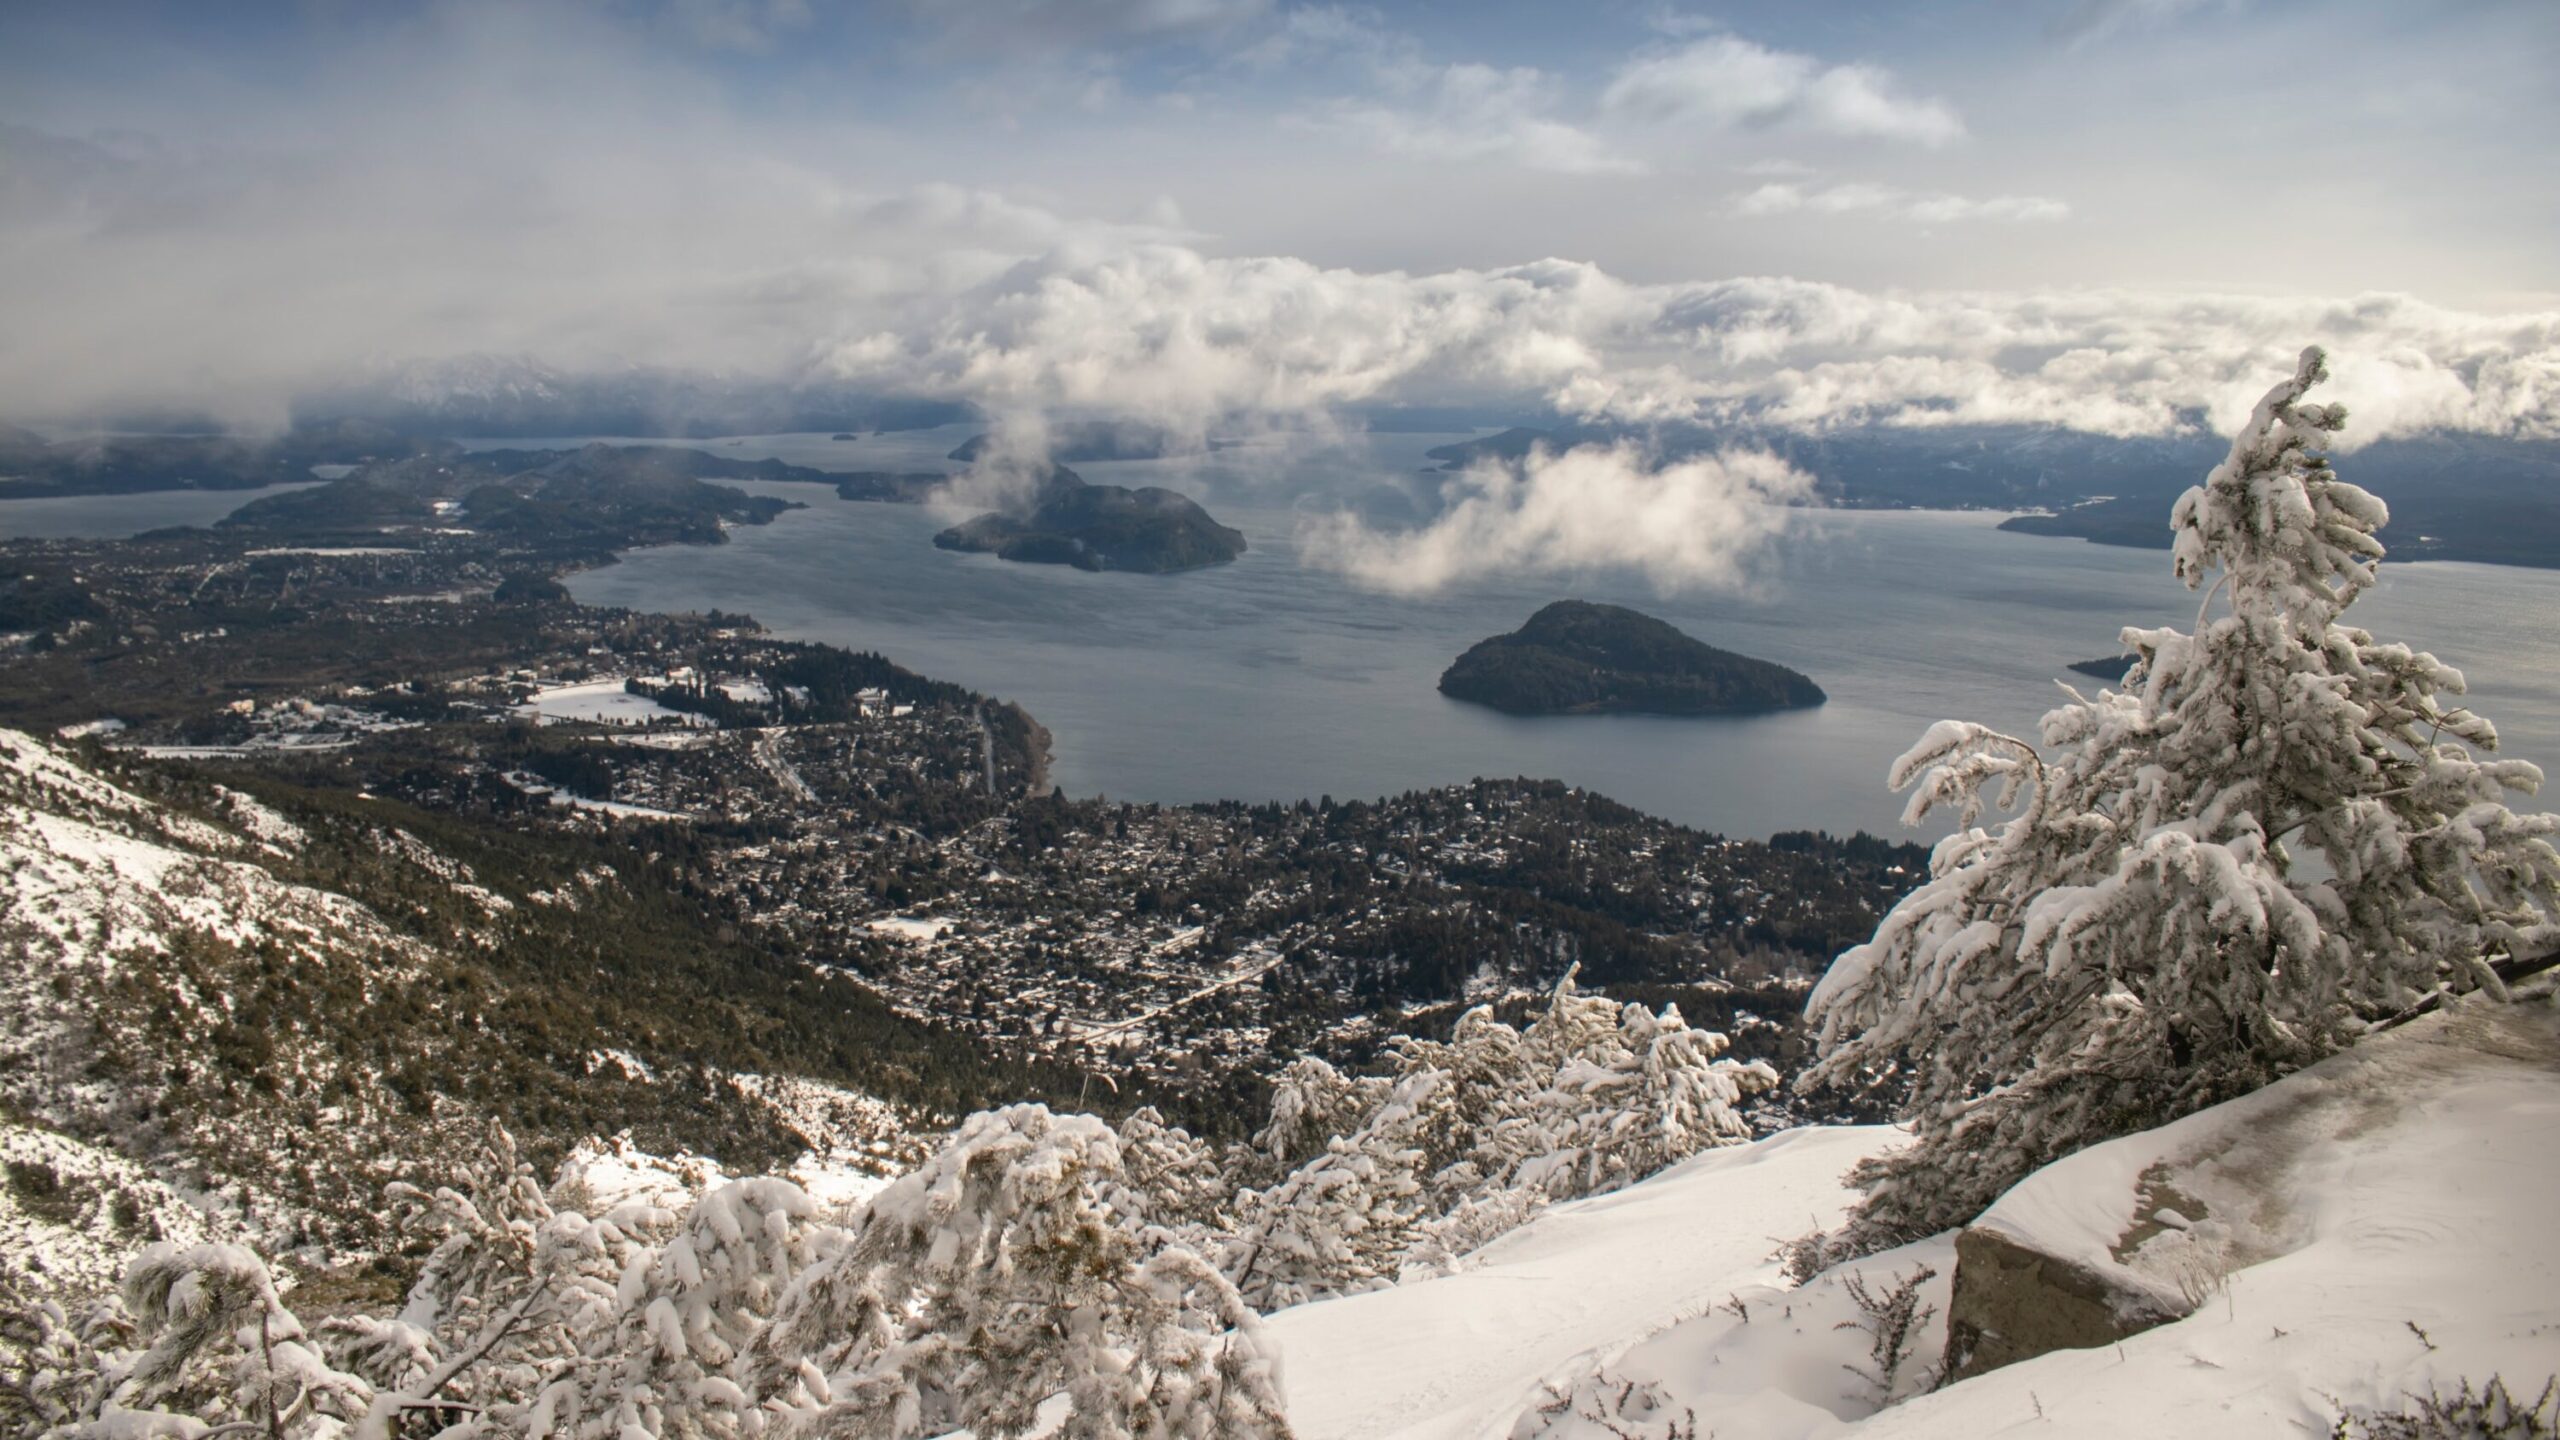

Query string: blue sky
2 0 2555 431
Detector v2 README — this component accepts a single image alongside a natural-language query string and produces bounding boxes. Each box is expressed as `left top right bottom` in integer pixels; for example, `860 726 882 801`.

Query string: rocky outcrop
1941 1226 2188 1381
1939 985 2560 1384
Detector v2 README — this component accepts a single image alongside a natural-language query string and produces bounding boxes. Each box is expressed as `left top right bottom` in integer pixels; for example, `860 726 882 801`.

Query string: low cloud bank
824 249 2560 448
5 99 2554 449
1298 441 1814 597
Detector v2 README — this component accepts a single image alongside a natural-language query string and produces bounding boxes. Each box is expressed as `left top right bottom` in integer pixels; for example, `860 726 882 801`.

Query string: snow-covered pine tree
330 1121 650 1440
1223 1078 1433 1311
1467 974 1775 1204
538 1176 821 1440
65 1242 372 1439
1110 1107 1239 1242
1250 1057 1392 1174
1800 347 2560 1252
1229 972 1775 1303
749 1104 1292 1440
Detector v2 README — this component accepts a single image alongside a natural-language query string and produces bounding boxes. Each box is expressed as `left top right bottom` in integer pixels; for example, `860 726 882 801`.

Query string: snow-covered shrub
749 1103 1291 1439
1510 1370 1699 1439
58 1241 372 1439
1 1299 130 1436
1801 348 2560 1251
2333 1375 2559 1440
536 1176 822 1439
1252 1058 1391 1172
24 1107 1287 1440
1225 1094 1429 1311
1229 971 1776 1307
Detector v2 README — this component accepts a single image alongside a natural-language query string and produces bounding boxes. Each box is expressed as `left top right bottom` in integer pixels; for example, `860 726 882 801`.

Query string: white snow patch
867 915 953 944
512 678 710 728
588 1048 656 1082
242 546 410 556
0 1118 227 1310
499 770 691 822
214 785 306 853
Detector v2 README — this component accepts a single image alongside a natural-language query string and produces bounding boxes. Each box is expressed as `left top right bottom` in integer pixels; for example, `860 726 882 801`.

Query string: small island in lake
932 466 1246 574
1439 601 1826 717
2066 654 2140 682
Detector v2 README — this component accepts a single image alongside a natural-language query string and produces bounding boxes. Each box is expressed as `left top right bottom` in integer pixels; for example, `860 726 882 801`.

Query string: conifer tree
1800 347 2560 1251
750 1104 1292 1440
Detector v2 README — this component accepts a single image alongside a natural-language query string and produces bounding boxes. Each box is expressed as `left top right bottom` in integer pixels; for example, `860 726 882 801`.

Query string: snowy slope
0 1118 228 1312
0 727 920 1292
1265 1125 1900 1440
1272 987 2560 1440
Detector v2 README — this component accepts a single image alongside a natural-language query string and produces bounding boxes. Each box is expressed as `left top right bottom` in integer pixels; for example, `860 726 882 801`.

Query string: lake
0 481 323 539
547 427 2560 841
9 431 2545 841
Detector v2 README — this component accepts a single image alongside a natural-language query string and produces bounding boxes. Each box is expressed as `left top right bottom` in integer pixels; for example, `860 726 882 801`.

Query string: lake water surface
555 428 2560 840
0 482 322 539
9 436 2543 841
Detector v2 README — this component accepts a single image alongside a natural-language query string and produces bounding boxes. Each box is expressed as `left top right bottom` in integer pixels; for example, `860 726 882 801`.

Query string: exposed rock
1939 984 2560 1384
1941 1226 2187 1381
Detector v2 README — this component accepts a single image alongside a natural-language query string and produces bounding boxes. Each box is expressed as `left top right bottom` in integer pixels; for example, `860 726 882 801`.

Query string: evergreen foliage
1223 972 1777 1310
24 1113 1292 1440
1799 348 2560 1251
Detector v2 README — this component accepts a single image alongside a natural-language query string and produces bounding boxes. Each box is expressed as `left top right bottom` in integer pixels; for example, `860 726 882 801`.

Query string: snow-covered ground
1270 987 2560 1440
1267 1126 1898 1440
868 915 955 943
510 678 709 727
499 769 692 820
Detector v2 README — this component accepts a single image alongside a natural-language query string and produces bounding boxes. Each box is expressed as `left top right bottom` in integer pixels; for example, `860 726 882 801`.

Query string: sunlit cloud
1601 35 1964 146
1300 441 1814 595
1732 180 2069 224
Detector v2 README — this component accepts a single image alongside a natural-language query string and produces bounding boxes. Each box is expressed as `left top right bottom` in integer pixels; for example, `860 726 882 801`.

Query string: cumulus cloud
2 0 2551 451
1301 441 1814 595
1733 180 2069 225
1307 62 1641 176
1601 36 1964 146
820 248 2560 445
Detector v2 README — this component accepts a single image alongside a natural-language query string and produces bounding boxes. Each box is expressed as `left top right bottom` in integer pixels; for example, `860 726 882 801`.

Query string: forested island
2067 654 2139 682
1439 600 1826 717
933 465 1247 573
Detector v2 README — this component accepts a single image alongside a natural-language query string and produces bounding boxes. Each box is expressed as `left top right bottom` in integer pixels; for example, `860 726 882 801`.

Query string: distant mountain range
289 356 972 438
1424 422 2560 570
11 392 2554 571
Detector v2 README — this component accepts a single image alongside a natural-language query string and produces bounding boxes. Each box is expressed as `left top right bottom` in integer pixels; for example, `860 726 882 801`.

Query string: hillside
0 724 1011 1272
1271 982 2560 1439
1440 601 1827 717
